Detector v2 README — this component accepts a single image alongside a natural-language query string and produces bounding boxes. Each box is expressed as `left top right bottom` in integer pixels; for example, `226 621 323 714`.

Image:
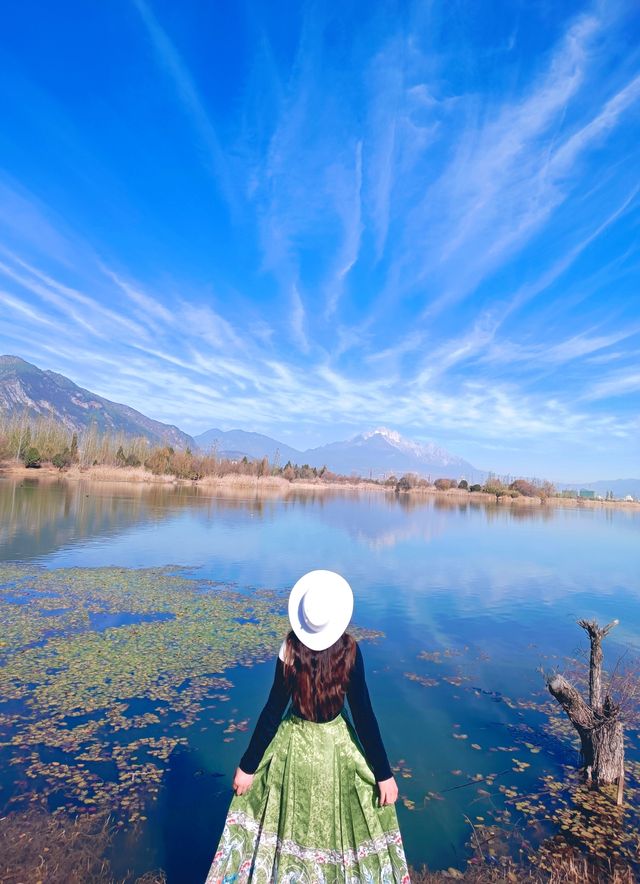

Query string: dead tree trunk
547 619 624 802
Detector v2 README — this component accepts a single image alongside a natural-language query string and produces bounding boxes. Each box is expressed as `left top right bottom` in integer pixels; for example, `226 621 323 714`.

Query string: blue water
1 478 639 881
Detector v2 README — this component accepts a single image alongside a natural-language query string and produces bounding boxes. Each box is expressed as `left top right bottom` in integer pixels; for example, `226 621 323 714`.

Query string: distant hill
195 424 483 480
194 428 302 465
0 355 194 449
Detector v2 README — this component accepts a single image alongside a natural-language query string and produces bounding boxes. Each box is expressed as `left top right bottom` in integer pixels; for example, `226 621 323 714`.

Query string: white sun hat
288 570 354 651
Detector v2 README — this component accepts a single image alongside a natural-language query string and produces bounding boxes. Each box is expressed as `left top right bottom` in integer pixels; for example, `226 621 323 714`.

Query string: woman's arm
346 643 397 803
237 648 291 778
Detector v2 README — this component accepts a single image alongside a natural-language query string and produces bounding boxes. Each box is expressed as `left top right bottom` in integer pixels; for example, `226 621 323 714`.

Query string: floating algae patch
88 610 176 631
0 564 289 823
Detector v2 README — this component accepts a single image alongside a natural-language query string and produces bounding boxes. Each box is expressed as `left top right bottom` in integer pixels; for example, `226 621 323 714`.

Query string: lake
1 477 639 882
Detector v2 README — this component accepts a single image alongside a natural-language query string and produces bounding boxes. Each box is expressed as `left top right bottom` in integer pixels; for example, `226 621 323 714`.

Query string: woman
206 570 409 883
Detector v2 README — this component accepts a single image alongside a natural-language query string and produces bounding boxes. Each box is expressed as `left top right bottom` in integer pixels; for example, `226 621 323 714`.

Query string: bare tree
547 619 625 804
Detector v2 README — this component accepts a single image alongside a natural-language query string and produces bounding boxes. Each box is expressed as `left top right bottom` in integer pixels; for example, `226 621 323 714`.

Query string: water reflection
0 479 172 561
0 478 308 560
1 478 638 564
1 477 639 877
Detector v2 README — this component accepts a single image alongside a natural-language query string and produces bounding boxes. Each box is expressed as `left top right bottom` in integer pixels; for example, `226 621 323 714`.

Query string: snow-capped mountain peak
362 427 405 445
360 427 463 466
362 427 423 456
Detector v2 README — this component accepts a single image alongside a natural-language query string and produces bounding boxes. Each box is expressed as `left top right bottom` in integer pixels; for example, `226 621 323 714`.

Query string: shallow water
1 477 639 881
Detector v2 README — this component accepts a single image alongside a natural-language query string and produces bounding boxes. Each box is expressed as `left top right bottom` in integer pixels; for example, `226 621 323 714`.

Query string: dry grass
2 458 637 510
0 460 388 496
64 464 176 484
410 851 637 883
0 415 151 468
0 807 113 884
0 806 167 884
0 806 635 883
199 472 290 490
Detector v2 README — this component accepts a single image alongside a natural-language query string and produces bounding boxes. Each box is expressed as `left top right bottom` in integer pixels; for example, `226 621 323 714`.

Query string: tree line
0 415 563 496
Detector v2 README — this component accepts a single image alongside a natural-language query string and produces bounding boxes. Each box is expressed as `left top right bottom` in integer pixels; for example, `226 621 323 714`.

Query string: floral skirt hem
205 713 410 883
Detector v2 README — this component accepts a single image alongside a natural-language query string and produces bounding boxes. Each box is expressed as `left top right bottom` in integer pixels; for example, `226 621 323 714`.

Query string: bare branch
577 618 619 638
547 674 595 730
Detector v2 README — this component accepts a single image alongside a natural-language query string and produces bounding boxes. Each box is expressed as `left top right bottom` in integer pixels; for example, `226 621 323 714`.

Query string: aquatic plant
401 641 640 877
0 564 382 830
0 565 289 821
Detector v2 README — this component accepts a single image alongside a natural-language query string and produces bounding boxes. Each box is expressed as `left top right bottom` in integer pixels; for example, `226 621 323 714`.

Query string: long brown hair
283 630 357 721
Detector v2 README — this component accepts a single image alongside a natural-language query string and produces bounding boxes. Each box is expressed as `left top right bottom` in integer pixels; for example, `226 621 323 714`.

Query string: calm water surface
1 477 639 881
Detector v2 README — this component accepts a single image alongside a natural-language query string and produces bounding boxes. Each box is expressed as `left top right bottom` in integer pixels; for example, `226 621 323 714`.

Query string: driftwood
547 619 624 804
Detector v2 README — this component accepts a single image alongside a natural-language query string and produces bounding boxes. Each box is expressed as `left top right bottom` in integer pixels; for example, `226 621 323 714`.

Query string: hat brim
288 570 354 651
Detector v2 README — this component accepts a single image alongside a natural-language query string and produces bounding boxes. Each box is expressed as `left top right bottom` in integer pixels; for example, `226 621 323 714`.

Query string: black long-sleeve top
238 642 392 782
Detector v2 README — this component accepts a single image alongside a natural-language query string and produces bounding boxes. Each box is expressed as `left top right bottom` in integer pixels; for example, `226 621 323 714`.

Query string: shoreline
1 461 638 511
0 461 386 496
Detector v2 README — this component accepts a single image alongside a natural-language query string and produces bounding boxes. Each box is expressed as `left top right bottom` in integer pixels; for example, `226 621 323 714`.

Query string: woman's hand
377 776 398 807
232 767 254 795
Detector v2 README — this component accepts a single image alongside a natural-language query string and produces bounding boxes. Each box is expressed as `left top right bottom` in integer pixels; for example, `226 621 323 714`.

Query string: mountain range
194 426 482 481
1 355 637 492
1 355 480 479
0 355 193 449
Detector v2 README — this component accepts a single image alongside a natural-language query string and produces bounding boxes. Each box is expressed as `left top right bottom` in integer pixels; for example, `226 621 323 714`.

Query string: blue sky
0 0 638 481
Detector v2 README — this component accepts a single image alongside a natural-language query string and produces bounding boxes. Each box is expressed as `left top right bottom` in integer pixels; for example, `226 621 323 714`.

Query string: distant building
624 495 634 502
579 489 595 499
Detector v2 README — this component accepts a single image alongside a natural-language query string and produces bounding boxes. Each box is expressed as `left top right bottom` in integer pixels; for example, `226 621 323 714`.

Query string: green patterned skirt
206 712 410 883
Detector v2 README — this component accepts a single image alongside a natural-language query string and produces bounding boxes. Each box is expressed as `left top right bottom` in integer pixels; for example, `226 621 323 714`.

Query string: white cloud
378 10 640 322
131 0 237 212
325 141 363 317
0 1 638 479
583 372 640 401
290 283 309 353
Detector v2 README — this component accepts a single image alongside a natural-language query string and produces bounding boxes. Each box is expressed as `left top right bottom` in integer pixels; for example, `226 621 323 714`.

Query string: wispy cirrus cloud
131 0 238 213
289 283 310 354
583 372 640 401
401 13 637 317
1 245 634 450
0 0 638 478
325 140 363 317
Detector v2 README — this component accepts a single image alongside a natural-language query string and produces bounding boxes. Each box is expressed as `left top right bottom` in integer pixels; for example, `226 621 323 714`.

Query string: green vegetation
51 448 73 469
0 565 287 822
0 562 383 882
22 446 41 468
0 564 381 821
